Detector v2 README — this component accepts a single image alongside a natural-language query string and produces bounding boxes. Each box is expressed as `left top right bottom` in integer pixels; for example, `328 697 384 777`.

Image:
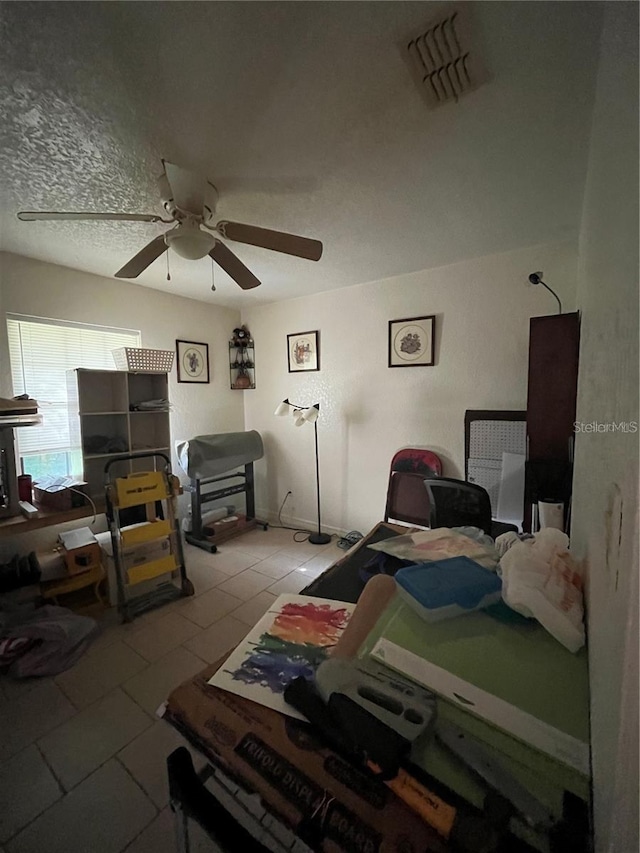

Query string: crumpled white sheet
499 528 585 652
368 527 499 571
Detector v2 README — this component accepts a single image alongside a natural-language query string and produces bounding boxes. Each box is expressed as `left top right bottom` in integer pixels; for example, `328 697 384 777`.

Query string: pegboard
468 419 527 460
467 458 503 509
464 410 527 516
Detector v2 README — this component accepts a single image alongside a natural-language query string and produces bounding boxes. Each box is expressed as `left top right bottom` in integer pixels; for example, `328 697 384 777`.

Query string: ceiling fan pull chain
166 250 171 282
211 256 216 291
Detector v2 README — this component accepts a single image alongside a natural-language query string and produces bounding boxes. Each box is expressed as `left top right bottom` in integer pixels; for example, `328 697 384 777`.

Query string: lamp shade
302 405 319 424
274 399 290 416
293 409 306 427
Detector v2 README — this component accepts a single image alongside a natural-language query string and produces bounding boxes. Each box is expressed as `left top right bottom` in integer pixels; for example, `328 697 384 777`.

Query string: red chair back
384 471 432 526
390 448 442 477
384 448 442 526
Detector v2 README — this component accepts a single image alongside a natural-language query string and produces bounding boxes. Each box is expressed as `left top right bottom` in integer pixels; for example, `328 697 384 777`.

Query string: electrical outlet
279 490 294 520
281 490 295 519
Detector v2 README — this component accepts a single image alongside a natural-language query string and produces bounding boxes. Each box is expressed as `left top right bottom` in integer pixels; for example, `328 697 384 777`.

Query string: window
7 314 140 478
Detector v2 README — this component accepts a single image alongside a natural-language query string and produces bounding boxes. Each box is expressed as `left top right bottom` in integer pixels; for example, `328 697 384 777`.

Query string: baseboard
255 507 348 539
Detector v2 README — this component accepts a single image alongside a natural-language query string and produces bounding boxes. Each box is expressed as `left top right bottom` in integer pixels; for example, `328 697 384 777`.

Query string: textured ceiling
0 2 602 307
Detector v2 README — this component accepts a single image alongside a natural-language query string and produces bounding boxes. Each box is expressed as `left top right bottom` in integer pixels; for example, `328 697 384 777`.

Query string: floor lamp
274 398 331 545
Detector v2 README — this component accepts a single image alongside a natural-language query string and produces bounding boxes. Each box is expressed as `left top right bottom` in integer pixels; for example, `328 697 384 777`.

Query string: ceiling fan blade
17 211 167 222
209 241 261 290
114 235 168 279
216 220 323 261
162 161 205 216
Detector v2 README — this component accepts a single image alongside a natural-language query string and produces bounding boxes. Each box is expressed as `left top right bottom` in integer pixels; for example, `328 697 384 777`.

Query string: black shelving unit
229 340 255 390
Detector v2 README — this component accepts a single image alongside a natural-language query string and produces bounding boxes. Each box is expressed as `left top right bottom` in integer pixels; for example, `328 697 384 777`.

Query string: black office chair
423 477 518 540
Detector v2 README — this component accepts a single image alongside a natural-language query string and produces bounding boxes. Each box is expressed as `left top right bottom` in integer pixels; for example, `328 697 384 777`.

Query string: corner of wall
571 3 639 849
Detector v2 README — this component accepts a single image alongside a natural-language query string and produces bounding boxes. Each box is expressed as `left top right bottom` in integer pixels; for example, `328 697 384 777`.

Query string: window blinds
6 314 140 457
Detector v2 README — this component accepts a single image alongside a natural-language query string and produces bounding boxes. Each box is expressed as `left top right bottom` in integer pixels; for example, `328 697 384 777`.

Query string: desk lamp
274 398 331 545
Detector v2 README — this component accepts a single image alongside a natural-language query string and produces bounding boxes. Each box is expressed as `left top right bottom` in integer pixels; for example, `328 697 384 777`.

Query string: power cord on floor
336 530 363 550
267 492 342 545
268 490 313 541
293 530 313 543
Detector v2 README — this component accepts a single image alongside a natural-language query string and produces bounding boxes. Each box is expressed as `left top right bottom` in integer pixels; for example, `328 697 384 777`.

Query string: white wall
242 240 577 535
570 3 639 850
0 251 244 553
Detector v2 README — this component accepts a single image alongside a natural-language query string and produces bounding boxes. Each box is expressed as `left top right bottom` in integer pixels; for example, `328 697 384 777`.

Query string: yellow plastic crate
127 554 177 586
121 519 172 548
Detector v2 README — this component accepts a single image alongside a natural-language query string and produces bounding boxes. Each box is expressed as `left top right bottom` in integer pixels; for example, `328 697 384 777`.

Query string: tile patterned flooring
0 528 342 853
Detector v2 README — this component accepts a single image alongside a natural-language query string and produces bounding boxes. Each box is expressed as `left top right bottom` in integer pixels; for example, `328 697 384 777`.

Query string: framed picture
388 315 435 367
287 330 320 373
176 339 210 383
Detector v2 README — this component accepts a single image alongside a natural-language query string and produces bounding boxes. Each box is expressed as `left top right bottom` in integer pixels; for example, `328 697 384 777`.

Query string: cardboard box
95 530 174 606
123 538 171 575
33 478 89 511
59 527 101 576
36 550 68 583
61 542 102 576
166 660 447 853
200 513 258 546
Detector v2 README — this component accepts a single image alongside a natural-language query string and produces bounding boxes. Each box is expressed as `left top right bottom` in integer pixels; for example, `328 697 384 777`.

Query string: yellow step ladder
105 453 194 622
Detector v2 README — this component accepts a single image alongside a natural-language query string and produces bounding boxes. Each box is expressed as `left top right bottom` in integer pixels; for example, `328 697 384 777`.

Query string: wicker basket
112 347 174 373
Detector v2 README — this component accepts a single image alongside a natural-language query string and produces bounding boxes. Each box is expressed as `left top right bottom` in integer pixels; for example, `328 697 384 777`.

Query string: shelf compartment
76 370 129 414
128 373 169 409
81 414 129 456
130 411 170 454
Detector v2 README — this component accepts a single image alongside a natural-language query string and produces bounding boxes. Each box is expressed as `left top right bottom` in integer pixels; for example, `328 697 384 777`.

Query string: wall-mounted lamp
274 398 330 545
528 271 562 315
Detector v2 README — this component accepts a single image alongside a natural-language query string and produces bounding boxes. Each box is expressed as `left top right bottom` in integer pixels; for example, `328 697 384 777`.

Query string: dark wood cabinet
525 312 580 530
527 312 580 460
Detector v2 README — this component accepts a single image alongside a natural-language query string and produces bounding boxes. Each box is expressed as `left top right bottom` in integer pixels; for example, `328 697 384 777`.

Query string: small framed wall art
287 330 320 373
388 315 435 367
176 339 210 383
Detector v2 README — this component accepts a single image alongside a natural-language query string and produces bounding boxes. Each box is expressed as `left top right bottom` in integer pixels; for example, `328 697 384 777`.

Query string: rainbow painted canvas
208 594 354 718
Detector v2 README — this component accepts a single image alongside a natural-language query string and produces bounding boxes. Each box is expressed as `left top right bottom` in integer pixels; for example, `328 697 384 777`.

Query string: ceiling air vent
402 5 487 108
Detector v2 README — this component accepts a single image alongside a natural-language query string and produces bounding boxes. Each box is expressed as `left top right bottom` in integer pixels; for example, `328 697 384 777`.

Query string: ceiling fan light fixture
16 159 321 288
165 224 216 260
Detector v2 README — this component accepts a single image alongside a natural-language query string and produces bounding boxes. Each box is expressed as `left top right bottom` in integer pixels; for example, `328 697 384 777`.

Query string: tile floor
0 527 343 853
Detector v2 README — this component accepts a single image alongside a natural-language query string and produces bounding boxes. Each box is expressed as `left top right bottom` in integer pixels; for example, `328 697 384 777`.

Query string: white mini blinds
6 314 140 461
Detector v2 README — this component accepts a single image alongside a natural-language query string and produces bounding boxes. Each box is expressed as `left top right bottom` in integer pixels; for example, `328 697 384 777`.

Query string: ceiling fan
17 160 323 290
